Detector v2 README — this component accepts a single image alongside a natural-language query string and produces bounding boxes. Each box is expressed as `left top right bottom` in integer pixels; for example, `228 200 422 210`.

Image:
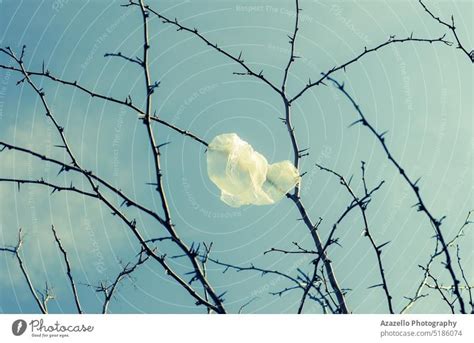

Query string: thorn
348 119 363 128
157 141 171 149
347 175 354 186
377 241 391 251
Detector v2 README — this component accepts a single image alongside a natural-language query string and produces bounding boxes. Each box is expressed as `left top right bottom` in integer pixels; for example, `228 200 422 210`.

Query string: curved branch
51 226 83 314
289 34 452 104
0 229 47 314
419 0 473 62
126 1 283 96
316 163 394 313
328 76 466 313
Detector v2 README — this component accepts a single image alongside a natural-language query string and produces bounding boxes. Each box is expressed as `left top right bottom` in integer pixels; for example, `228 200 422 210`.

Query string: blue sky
0 0 472 314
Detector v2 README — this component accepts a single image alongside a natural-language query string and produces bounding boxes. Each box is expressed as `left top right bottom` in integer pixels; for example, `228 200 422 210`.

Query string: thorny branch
135 0 226 313
1 45 223 313
328 76 467 313
91 248 150 314
288 33 453 104
205 255 338 313
0 64 207 147
0 0 471 314
316 163 394 313
0 229 48 314
419 0 473 63
51 225 83 314
401 211 473 313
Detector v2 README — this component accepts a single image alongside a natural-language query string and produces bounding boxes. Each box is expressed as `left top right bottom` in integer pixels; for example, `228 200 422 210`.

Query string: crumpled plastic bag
206 133 300 207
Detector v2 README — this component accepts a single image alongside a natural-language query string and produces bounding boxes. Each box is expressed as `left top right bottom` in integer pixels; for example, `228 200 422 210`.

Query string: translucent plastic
207 133 300 207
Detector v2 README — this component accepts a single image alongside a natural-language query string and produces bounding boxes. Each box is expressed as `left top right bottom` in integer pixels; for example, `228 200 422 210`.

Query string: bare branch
0 177 97 198
136 0 226 313
91 249 150 314
0 64 207 147
456 245 474 313
51 226 83 314
104 51 143 67
281 0 301 93
316 162 394 313
287 194 350 314
419 0 473 62
419 264 455 314
1 46 222 313
328 76 466 313
129 1 283 96
289 34 452 104
401 211 473 313
0 141 168 227
0 229 47 314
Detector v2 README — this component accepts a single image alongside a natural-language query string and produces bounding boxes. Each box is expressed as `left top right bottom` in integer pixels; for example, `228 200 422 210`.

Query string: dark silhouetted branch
51 225 83 314
289 34 452 104
328 76 466 313
104 51 143 67
0 229 47 314
135 0 226 313
419 0 473 63
419 264 455 314
0 65 207 147
126 1 283 96
92 249 150 314
316 162 394 313
281 0 301 94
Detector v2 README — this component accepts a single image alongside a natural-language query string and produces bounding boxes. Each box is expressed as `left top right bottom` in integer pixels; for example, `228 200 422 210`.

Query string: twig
51 225 83 314
104 51 143 67
1 46 222 313
401 211 472 313
238 297 258 314
127 1 283 96
0 141 168 227
456 245 473 313
287 194 350 314
316 162 394 313
0 229 47 314
419 264 455 314
93 249 150 313
281 0 301 94
289 34 452 104
419 0 473 62
0 177 97 198
0 64 207 147
328 76 466 313
135 0 226 313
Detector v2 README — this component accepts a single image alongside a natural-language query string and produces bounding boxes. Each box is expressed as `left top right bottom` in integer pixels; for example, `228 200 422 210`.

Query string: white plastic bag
207 133 300 207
